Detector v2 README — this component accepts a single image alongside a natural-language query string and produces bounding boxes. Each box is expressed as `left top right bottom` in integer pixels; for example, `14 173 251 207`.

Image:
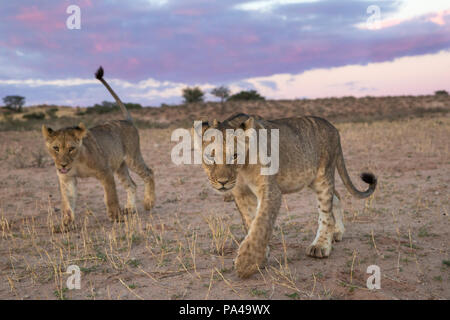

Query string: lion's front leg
234 181 281 278
232 183 257 233
99 171 121 221
58 174 77 226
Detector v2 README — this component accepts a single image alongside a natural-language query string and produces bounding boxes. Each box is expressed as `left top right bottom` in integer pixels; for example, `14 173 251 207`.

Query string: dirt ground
0 112 449 300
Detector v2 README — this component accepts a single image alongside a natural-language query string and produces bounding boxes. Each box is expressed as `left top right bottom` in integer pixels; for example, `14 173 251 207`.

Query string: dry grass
0 110 448 300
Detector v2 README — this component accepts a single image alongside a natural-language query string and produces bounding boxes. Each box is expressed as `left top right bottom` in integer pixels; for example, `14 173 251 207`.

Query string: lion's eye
69 147 75 153
53 146 59 152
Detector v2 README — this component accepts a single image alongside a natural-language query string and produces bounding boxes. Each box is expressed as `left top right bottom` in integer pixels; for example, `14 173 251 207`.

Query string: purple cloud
0 0 449 106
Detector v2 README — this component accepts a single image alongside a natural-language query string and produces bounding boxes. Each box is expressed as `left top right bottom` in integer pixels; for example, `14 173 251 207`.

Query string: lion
42 66 155 227
193 113 376 278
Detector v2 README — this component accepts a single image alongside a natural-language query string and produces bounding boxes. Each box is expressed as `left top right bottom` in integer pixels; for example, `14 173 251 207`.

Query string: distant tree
435 90 448 96
45 107 58 119
182 87 204 103
23 112 45 120
85 101 143 114
124 102 143 110
227 90 265 101
3 95 25 112
85 101 118 114
211 86 230 103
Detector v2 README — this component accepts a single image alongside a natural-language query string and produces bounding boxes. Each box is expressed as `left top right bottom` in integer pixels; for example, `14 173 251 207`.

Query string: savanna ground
0 96 449 300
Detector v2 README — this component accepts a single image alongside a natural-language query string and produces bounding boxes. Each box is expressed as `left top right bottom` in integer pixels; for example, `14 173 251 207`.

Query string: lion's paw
144 196 155 211
234 239 267 278
333 231 343 242
306 242 332 258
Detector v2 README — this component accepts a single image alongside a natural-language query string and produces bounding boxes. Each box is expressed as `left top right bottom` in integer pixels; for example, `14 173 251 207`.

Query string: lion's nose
217 178 229 186
61 163 68 168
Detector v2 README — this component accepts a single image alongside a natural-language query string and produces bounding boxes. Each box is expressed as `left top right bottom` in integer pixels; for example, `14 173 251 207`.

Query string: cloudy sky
1 0 450 106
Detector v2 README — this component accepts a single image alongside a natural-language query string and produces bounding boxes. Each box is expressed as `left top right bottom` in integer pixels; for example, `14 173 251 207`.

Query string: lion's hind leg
127 154 155 211
332 190 345 242
116 162 137 214
307 170 336 258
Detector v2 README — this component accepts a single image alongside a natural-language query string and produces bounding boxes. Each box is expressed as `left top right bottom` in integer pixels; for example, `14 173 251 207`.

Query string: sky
0 0 450 107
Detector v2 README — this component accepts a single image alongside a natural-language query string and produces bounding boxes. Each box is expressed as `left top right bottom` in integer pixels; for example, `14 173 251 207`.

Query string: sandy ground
0 113 449 300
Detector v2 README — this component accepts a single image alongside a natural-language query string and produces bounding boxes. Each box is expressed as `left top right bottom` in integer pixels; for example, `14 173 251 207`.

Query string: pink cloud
240 34 259 44
14 6 65 31
427 9 450 26
359 9 450 30
204 37 225 46
128 57 139 67
88 34 132 53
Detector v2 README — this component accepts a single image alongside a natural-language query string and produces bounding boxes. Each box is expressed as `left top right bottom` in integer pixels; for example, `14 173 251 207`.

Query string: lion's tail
95 66 132 122
336 142 377 199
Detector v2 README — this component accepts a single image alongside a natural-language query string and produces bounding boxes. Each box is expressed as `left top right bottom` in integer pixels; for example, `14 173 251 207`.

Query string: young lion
194 113 376 278
42 67 155 227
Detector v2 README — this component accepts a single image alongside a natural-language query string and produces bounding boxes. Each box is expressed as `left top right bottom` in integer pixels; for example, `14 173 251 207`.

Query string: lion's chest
71 161 98 178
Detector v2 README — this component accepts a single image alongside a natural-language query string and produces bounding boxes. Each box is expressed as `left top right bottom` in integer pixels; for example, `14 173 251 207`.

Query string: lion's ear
75 122 87 139
242 117 255 130
42 125 54 140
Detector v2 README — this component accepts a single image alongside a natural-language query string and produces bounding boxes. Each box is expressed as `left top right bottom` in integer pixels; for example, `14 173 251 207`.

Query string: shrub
227 90 265 101
124 102 143 109
85 101 119 114
435 90 448 96
85 101 142 114
211 86 230 103
23 112 45 120
182 87 204 103
45 107 58 118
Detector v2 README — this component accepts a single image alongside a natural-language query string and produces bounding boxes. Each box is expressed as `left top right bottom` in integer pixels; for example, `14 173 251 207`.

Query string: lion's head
193 114 258 194
42 123 87 174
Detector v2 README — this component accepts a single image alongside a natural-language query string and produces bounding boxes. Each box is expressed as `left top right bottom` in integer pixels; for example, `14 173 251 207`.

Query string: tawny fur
42 67 155 228
194 113 376 278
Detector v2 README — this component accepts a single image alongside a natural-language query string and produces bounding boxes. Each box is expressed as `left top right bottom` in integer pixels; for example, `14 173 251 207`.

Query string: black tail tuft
360 172 376 185
95 66 104 80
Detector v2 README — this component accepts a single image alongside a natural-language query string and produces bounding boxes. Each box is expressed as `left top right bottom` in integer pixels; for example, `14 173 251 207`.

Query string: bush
85 101 119 114
45 107 58 118
211 86 230 103
182 87 204 103
435 90 448 96
23 112 45 120
85 101 142 114
124 103 143 110
227 90 265 101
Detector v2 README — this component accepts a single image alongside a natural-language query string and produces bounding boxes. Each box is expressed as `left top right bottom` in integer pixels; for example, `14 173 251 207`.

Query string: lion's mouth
58 167 71 174
217 184 235 192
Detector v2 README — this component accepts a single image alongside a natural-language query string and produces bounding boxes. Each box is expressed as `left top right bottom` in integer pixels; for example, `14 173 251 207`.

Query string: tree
435 90 448 96
211 86 230 103
227 90 265 101
182 87 204 103
3 95 25 112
